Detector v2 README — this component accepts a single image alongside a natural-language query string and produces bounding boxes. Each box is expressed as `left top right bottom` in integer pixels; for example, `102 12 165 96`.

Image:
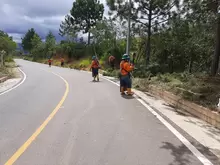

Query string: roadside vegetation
10 0 220 110
0 30 17 79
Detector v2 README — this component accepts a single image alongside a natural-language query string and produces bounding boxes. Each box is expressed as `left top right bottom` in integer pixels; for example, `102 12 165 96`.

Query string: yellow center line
4 70 69 165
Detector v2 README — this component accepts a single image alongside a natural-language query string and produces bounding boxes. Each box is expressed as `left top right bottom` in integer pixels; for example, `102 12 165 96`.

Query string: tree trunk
114 31 117 48
3 54 5 66
137 41 145 62
188 55 193 73
211 15 220 76
146 2 152 65
88 32 91 45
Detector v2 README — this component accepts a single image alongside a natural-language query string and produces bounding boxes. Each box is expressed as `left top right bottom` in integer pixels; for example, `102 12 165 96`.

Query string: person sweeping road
119 54 134 95
90 56 100 82
48 58 52 67
60 57 64 67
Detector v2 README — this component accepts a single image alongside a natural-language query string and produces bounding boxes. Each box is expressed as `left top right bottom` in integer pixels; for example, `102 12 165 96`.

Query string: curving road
0 59 218 165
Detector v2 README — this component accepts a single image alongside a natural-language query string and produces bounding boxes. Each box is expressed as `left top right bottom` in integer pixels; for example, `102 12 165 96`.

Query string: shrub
23 56 33 61
103 69 119 78
79 59 90 68
5 55 14 62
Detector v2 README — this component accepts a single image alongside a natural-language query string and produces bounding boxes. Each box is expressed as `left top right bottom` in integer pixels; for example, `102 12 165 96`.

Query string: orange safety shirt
91 60 99 68
120 61 134 76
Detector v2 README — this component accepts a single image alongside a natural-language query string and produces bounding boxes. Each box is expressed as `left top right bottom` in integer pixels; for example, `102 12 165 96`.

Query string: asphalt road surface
0 59 218 165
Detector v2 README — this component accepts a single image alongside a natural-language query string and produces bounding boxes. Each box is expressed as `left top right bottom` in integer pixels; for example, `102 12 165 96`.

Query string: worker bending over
60 57 64 67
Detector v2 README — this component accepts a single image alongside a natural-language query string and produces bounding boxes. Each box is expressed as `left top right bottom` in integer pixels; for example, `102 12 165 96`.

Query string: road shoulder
0 66 23 94
102 75 220 164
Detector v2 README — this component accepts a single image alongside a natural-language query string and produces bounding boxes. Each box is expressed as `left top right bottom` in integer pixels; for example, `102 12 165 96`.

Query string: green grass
132 72 220 111
79 59 90 68
23 56 34 61
5 55 14 62
102 69 119 78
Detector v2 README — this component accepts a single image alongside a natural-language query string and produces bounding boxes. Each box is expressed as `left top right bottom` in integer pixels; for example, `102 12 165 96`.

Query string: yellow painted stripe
4 71 69 165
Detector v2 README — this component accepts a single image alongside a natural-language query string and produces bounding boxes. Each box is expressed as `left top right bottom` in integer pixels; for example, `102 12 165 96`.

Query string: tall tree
21 28 37 51
90 18 117 47
0 30 16 66
68 0 104 45
207 0 220 76
181 0 218 75
59 15 77 41
107 0 180 64
30 33 43 60
45 31 56 58
0 30 16 54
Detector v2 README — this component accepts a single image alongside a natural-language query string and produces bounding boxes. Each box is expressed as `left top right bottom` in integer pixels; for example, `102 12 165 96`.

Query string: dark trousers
92 68 99 77
120 75 131 88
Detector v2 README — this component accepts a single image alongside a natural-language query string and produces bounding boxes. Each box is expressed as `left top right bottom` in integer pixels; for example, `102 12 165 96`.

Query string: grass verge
0 61 17 79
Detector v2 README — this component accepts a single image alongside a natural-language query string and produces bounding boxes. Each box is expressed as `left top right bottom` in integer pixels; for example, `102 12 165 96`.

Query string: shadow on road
90 80 102 83
161 141 219 165
161 142 191 165
121 95 135 99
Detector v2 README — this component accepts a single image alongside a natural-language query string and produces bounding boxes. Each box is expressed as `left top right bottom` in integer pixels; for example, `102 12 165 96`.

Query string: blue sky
0 0 108 43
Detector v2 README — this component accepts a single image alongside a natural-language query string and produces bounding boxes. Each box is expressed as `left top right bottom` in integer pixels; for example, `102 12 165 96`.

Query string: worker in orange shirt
48 58 52 67
60 57 64 67
120 54 134 95
108 54 115 69
90 56 100 81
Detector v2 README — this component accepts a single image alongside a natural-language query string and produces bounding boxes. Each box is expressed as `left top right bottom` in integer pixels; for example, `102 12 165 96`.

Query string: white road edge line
0 67 27 96
101 76 213 165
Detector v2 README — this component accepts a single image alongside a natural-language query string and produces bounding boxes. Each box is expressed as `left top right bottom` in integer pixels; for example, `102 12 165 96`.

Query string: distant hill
15 36 86 52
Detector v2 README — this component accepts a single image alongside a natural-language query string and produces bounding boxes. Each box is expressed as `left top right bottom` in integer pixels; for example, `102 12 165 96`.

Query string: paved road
0 59 217 165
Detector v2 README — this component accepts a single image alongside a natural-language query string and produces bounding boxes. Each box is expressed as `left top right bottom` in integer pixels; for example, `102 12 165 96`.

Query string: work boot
127 88 134 95
97 75 99 81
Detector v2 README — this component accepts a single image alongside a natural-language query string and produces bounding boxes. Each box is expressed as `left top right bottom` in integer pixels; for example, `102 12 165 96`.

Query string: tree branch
143 5 149 11
132 18 148 27
151 2 176 20
152 18 169 27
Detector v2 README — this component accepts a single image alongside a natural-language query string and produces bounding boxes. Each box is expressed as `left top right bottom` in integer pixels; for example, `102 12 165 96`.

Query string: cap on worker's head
122 54 129 60
92 56 96 60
